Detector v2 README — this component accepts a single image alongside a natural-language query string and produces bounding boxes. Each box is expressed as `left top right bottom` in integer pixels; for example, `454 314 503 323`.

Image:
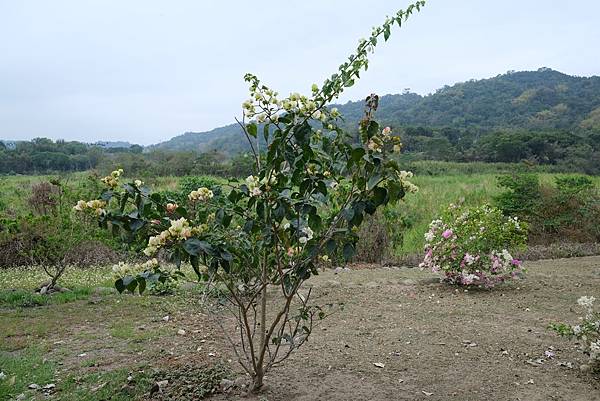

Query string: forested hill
151 68 600 154
336 68 600 130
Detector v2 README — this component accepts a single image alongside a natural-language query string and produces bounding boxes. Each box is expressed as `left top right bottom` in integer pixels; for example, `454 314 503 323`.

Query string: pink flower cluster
419 204 527 288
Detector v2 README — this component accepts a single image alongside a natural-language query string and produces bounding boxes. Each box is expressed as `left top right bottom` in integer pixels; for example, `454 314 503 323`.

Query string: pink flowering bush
420 203 528 288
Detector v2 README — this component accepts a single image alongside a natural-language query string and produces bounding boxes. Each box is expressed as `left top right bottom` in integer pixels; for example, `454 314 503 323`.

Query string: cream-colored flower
367 139 382 153
168 217 189 236
73 200 87 211
188 187 214 202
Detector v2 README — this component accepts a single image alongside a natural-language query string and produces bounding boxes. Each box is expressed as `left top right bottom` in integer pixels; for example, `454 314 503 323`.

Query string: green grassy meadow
2 165 599 258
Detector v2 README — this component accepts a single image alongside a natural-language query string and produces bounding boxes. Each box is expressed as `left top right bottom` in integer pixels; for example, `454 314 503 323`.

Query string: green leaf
115 278 125 293
128 218 145 232
228 189 241 203
122 275 138 293
183 238 213 256
351 147 365 162
247 123 257 138
325 239 337 253
309 213 322 230
190 255 202 281
367 121 379 138
342 208 355 222
372 186 388 206
367 174 381 190
175 206 188 218
100 190 114 202
343 243 355 261
220 250 233 262
137 276 146 294
364 201 377 215
243 220 254 233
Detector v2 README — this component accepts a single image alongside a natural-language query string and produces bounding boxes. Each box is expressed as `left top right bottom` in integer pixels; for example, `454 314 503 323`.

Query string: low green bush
0 176 121 271
495 173 600 244
156 176 225 205
494 174 541 219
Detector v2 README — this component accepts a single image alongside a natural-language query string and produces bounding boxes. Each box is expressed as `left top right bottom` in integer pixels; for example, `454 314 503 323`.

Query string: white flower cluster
144 217 204 256
578 295 596 309
241 74 340 126
460 273 478 285
489 249 518 274
101 168 124 188
423 219 442 242
111 261 139 280
463 253 476 265
282 222 314 246
188 187 214 202
73 199 107 216
299 226 314 244
397 170 418 193
366 126 402 154
245 175 277 197
246 175 262 197
111 258 160 280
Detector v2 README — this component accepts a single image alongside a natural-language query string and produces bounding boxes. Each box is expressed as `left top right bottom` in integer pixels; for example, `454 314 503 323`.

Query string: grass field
2 165 599 258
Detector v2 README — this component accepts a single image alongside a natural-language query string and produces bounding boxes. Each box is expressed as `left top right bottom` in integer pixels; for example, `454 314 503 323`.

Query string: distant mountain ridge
150 68 600 153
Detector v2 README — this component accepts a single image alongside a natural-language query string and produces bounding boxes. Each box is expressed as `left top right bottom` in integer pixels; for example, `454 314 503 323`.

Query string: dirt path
4 257 600 400
211 256 600 400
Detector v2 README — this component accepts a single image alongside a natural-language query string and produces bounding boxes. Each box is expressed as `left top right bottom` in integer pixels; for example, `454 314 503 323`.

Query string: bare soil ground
3 256 600 400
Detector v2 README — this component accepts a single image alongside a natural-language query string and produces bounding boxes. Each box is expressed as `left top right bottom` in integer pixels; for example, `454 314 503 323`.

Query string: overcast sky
1 1 599 145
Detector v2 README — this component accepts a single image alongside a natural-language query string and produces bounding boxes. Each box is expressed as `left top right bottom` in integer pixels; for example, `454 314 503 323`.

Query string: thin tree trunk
253 260 268 392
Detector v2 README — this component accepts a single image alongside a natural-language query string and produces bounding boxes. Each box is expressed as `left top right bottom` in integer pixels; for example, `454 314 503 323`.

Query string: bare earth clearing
3 257 600 400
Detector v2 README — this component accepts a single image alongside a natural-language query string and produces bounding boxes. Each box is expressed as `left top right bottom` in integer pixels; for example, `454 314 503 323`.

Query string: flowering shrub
75 2 425 392
550 296 600 371
420 203 528 287
111 259 182 295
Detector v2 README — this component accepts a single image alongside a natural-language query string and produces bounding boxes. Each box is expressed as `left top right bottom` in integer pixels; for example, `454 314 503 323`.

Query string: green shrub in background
538 176 600 242
0 175 121 271
156 176 225 205
354 207 411 264
494 174 541 220
495 173 600 244
555 176 594 196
